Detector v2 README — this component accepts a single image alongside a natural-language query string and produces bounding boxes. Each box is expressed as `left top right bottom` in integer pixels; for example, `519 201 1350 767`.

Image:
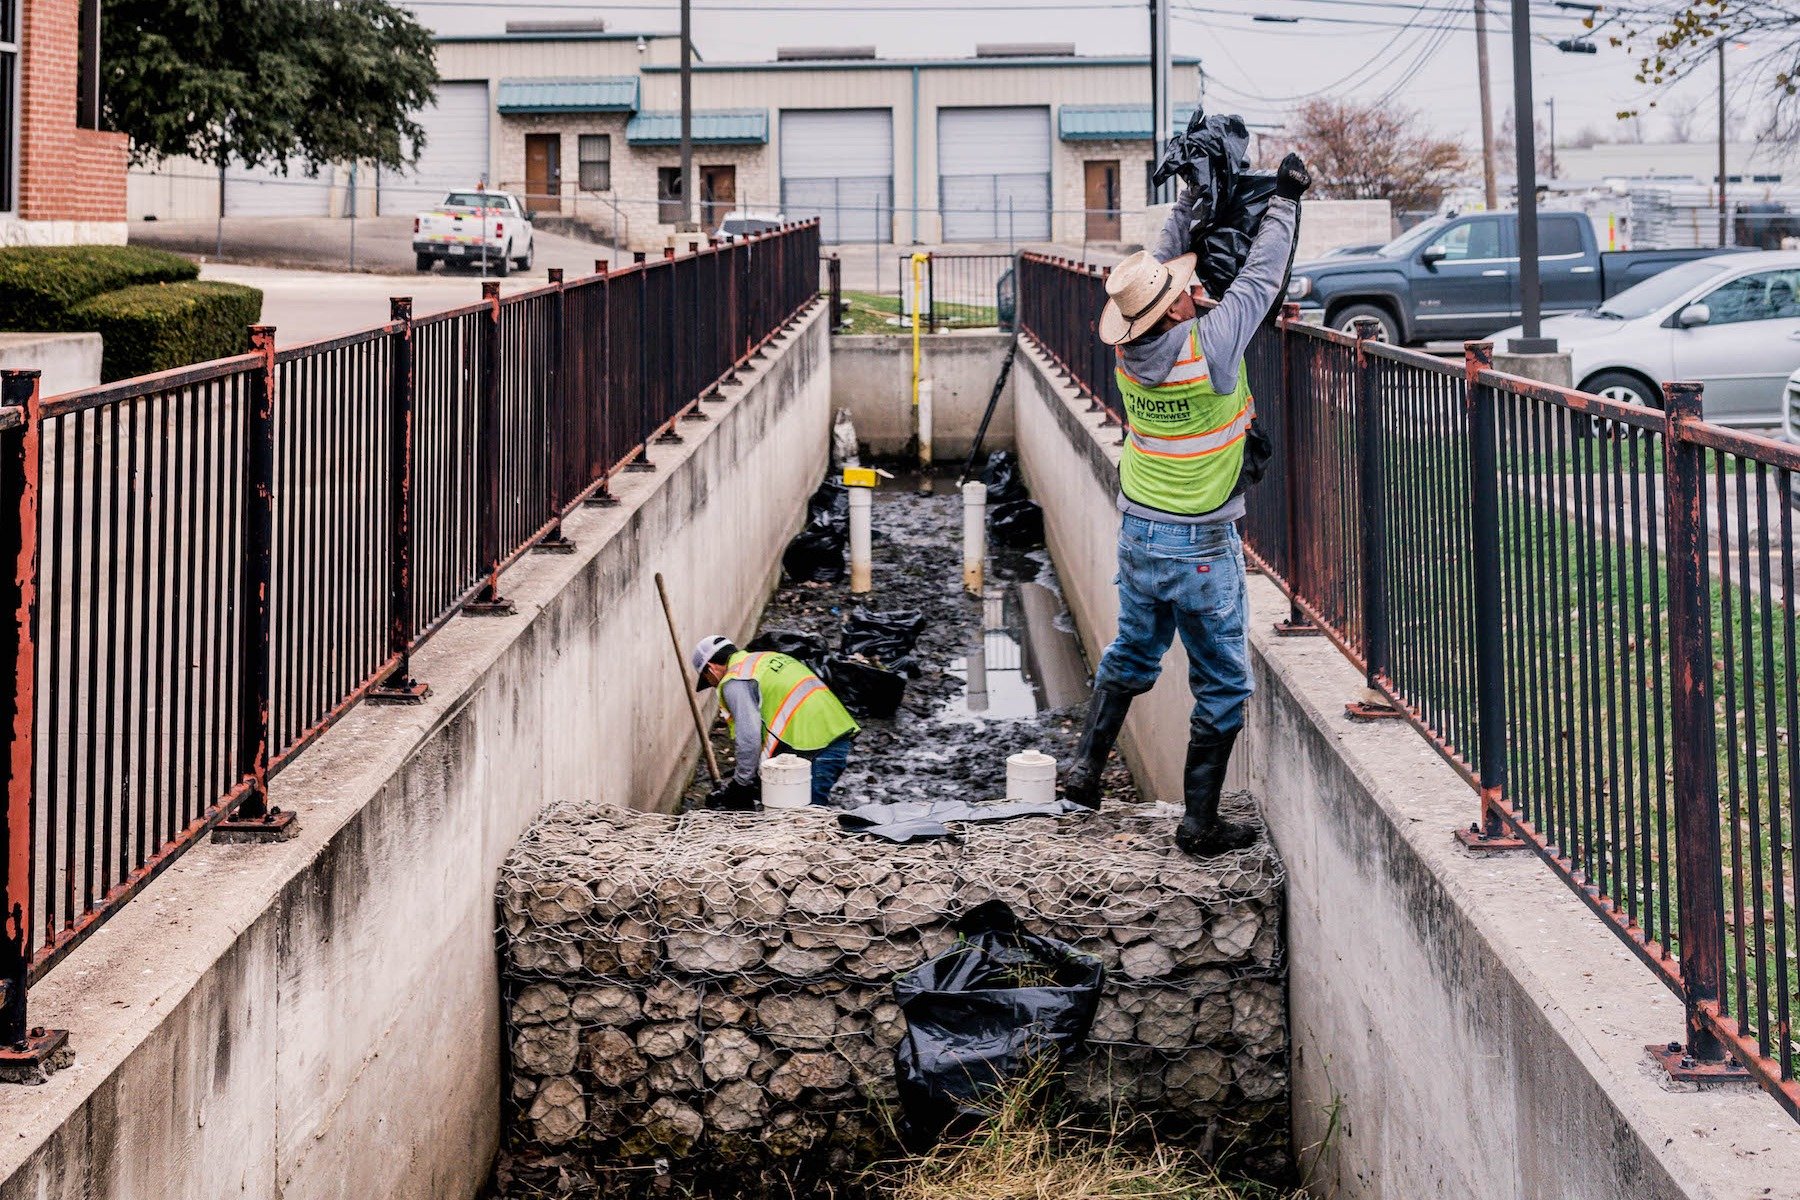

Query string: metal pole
467 281 515 613
539 268 574 551
0 370 40 1055
371 299 428 703
1547 97 1556 181
1354 320 1389 691
1474 0 1499 211
228 327 280 826
348 163 359 271
1508 0 1553 353
679 0 693 227
1151 0 1171 185
1464 341 1513 844
1663 379 1730 1063
1718 37 1729 248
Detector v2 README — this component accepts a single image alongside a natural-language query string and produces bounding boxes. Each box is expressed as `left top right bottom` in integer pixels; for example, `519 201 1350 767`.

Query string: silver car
1491 250 1800 426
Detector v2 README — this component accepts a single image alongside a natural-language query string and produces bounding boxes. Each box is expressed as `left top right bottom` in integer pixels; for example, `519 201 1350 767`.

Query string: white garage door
780 109 894 244
387 81 492 212
224 158 332 217
938 106 1051 243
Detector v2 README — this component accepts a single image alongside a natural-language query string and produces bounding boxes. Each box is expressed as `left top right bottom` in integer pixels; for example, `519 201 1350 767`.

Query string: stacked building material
499 797 1287 1177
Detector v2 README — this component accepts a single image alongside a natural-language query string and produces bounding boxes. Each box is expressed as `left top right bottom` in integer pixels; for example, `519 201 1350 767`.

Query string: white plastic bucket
1007 749 1057 804
761 753 813 809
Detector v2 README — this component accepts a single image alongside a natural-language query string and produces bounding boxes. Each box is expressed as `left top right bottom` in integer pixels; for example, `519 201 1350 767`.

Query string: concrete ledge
1012 336 1800 1198
0 333 103 396
830 331 1013 460
0 302 831 1200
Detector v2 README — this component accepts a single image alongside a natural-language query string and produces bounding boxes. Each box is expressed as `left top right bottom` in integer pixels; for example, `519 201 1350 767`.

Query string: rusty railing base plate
624 460 657 473
531 535 578 555
654 431 685 445
1273 619 1323 638
585 490 621 507
463 598 518 617
1345 700 1406 722
1646 1043 1752 1084
1454 824 1528 853
681 410 710 422
0 1027 72 1085
368 678 431 705
213 809 299 844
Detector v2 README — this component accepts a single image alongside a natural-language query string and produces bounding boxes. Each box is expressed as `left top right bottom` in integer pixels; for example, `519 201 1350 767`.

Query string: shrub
69 281 265 382
0 245 200 331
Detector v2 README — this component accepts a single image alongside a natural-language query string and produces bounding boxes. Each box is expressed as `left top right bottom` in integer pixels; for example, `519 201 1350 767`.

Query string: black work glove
1275 153 1311 202
708 778 762 812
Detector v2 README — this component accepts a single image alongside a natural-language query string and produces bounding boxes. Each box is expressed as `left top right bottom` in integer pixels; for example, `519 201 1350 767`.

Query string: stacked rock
500 794 1286 1176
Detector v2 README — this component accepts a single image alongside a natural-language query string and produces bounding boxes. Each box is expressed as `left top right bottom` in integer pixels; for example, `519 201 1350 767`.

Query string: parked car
713 210 785 240
1490 250 1800 426
413 190 535 275
1286 210 1746 344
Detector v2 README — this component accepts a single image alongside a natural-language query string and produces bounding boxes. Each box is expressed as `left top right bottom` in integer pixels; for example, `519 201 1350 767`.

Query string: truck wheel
1583 370 1659 411
415 253 432 273
1331 303 1399 343
515 242 534 271
492 248 510 278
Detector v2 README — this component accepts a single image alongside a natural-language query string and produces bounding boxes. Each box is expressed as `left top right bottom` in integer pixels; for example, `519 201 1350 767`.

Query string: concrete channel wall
0 303 832 1200
829 332 1014 461
1012 340 1800 1199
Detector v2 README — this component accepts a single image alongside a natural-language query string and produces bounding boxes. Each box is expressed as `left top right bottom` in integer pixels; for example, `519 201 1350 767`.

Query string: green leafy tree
102 0 439 173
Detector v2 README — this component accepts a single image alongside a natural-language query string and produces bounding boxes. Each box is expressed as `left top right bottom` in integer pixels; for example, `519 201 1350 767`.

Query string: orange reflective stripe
1126 399 1253 459
762 677 826 756
725 652 769 682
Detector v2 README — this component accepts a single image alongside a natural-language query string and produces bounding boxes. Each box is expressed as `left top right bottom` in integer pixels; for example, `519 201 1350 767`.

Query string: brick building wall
6 0 127 244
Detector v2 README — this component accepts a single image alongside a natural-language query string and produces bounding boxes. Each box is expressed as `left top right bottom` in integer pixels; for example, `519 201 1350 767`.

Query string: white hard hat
691 634 735 689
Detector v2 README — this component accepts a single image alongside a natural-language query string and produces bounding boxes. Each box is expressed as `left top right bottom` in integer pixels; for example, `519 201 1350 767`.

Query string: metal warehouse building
131 28 1200 251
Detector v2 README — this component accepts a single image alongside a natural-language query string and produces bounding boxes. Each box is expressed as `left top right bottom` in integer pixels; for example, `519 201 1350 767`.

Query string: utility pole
1509 0 1552 352
679 0 693 227
1546 96 1556 180
1718 36 1729 247
1150 0 1170 200
1474 0 1499 210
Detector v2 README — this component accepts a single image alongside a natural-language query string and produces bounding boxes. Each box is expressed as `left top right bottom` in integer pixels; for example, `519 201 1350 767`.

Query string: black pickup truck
1287 210 1743 343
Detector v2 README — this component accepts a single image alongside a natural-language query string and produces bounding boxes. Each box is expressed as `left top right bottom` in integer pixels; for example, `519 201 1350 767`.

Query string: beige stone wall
1052 138 1156 247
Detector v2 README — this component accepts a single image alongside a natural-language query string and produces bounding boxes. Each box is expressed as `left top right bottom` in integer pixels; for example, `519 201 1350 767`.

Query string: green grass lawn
838 289 999 335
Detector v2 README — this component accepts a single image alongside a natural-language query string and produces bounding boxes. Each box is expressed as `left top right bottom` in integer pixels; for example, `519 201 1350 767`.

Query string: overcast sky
407 1 1767 150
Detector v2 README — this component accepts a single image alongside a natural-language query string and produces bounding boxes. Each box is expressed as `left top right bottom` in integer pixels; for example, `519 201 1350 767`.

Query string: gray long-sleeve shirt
721 678 764 784
1116 194 1299 525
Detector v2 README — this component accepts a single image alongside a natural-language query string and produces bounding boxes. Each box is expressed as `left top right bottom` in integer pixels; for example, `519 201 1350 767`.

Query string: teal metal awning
626 109 770 146
496 77 640 114
1058 105 1194 141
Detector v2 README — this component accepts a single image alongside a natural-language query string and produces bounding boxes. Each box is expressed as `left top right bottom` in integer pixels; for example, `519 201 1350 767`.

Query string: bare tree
1569 124 1606 149
1616 2 1800 146
1279 98 1467 213
1666 95 1702 142
1496 107 1556 174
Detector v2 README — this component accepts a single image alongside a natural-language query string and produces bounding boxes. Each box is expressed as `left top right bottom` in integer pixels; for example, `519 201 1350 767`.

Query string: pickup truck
1287 211 1744 344
412 190 535 276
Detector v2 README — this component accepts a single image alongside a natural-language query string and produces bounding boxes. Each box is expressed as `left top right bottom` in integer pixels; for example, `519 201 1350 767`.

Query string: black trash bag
841 607 928 662
979 450 1027 506
1152 107 1281 301
745 628 831 666
989 498 1044 549
817 655 907 720
893 901 1104 1149
782 479 849 583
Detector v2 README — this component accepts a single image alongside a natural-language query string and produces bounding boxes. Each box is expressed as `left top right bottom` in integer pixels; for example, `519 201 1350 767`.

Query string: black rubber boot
1174 727 1259 857
1061 685 1134 809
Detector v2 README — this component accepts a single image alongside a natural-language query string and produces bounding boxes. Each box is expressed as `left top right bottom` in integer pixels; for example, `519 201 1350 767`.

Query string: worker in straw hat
1060 152 1310 857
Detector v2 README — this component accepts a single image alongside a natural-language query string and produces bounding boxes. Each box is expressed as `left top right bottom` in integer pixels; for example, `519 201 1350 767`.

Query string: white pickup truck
412 190 536 275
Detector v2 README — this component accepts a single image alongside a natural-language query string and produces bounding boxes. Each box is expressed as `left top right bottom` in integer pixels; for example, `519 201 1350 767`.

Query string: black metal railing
896 252 1016 331
1017 253 1800 1122
0 221 821 1054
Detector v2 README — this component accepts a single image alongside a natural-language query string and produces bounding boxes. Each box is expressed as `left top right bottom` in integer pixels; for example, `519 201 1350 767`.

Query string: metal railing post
217 327 294 838
828 253 843 333
467 281 516 614
371 299 429 703
537 268 576 552
0 369 65 1082
1456 341 1522 850
586 263 620 506
1274 303 1319 636
1661 379 1735 1068
1347 318 1402 722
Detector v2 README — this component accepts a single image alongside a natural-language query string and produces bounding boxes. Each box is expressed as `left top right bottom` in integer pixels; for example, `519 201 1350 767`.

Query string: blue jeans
796 734 856 806
1093 515 1252 737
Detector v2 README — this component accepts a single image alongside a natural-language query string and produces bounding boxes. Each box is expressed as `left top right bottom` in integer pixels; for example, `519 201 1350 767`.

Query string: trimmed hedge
69 281 265 382
0 245 200 331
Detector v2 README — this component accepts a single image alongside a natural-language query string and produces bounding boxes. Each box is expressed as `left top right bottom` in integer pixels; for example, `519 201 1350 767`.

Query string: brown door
1085 160 1121 241
700 165 736 231
525 134 562 215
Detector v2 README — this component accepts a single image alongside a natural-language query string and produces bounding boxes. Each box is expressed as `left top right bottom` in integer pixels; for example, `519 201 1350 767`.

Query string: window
1698 269 1800 326
1 0 16 213
76 0 99 130
578 134 611 191
1538 216 1585 258
657 166 684 224
1433 218 1501 261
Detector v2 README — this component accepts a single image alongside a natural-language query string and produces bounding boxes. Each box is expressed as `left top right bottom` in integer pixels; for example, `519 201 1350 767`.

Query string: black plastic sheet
745 629 832 666
989 498 1044 549
893 902 1104 1148
1152 107 1279 299
979 450 1027 506
840 607 928 662
816 655 907 720
781 480 849 584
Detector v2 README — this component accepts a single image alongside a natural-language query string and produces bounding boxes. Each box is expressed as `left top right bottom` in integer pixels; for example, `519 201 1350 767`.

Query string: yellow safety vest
1115 323 1253 516
722 651 859 756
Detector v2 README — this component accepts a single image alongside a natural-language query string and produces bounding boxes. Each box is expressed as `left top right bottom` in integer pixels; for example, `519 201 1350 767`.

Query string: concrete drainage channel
492 469 1291 1199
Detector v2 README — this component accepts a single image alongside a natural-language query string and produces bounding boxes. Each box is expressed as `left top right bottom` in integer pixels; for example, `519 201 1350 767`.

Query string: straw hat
1099 249 1198 346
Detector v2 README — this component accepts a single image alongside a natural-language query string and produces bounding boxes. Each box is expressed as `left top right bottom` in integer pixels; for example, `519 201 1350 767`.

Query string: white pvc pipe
1007 750 1057 804
917 378 934 493
761 753 813 809
961 479 986 595
964 633 989 713
848 485 872 594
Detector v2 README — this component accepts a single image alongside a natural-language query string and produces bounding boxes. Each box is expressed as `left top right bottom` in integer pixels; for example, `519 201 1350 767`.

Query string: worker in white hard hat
691 634 860 809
